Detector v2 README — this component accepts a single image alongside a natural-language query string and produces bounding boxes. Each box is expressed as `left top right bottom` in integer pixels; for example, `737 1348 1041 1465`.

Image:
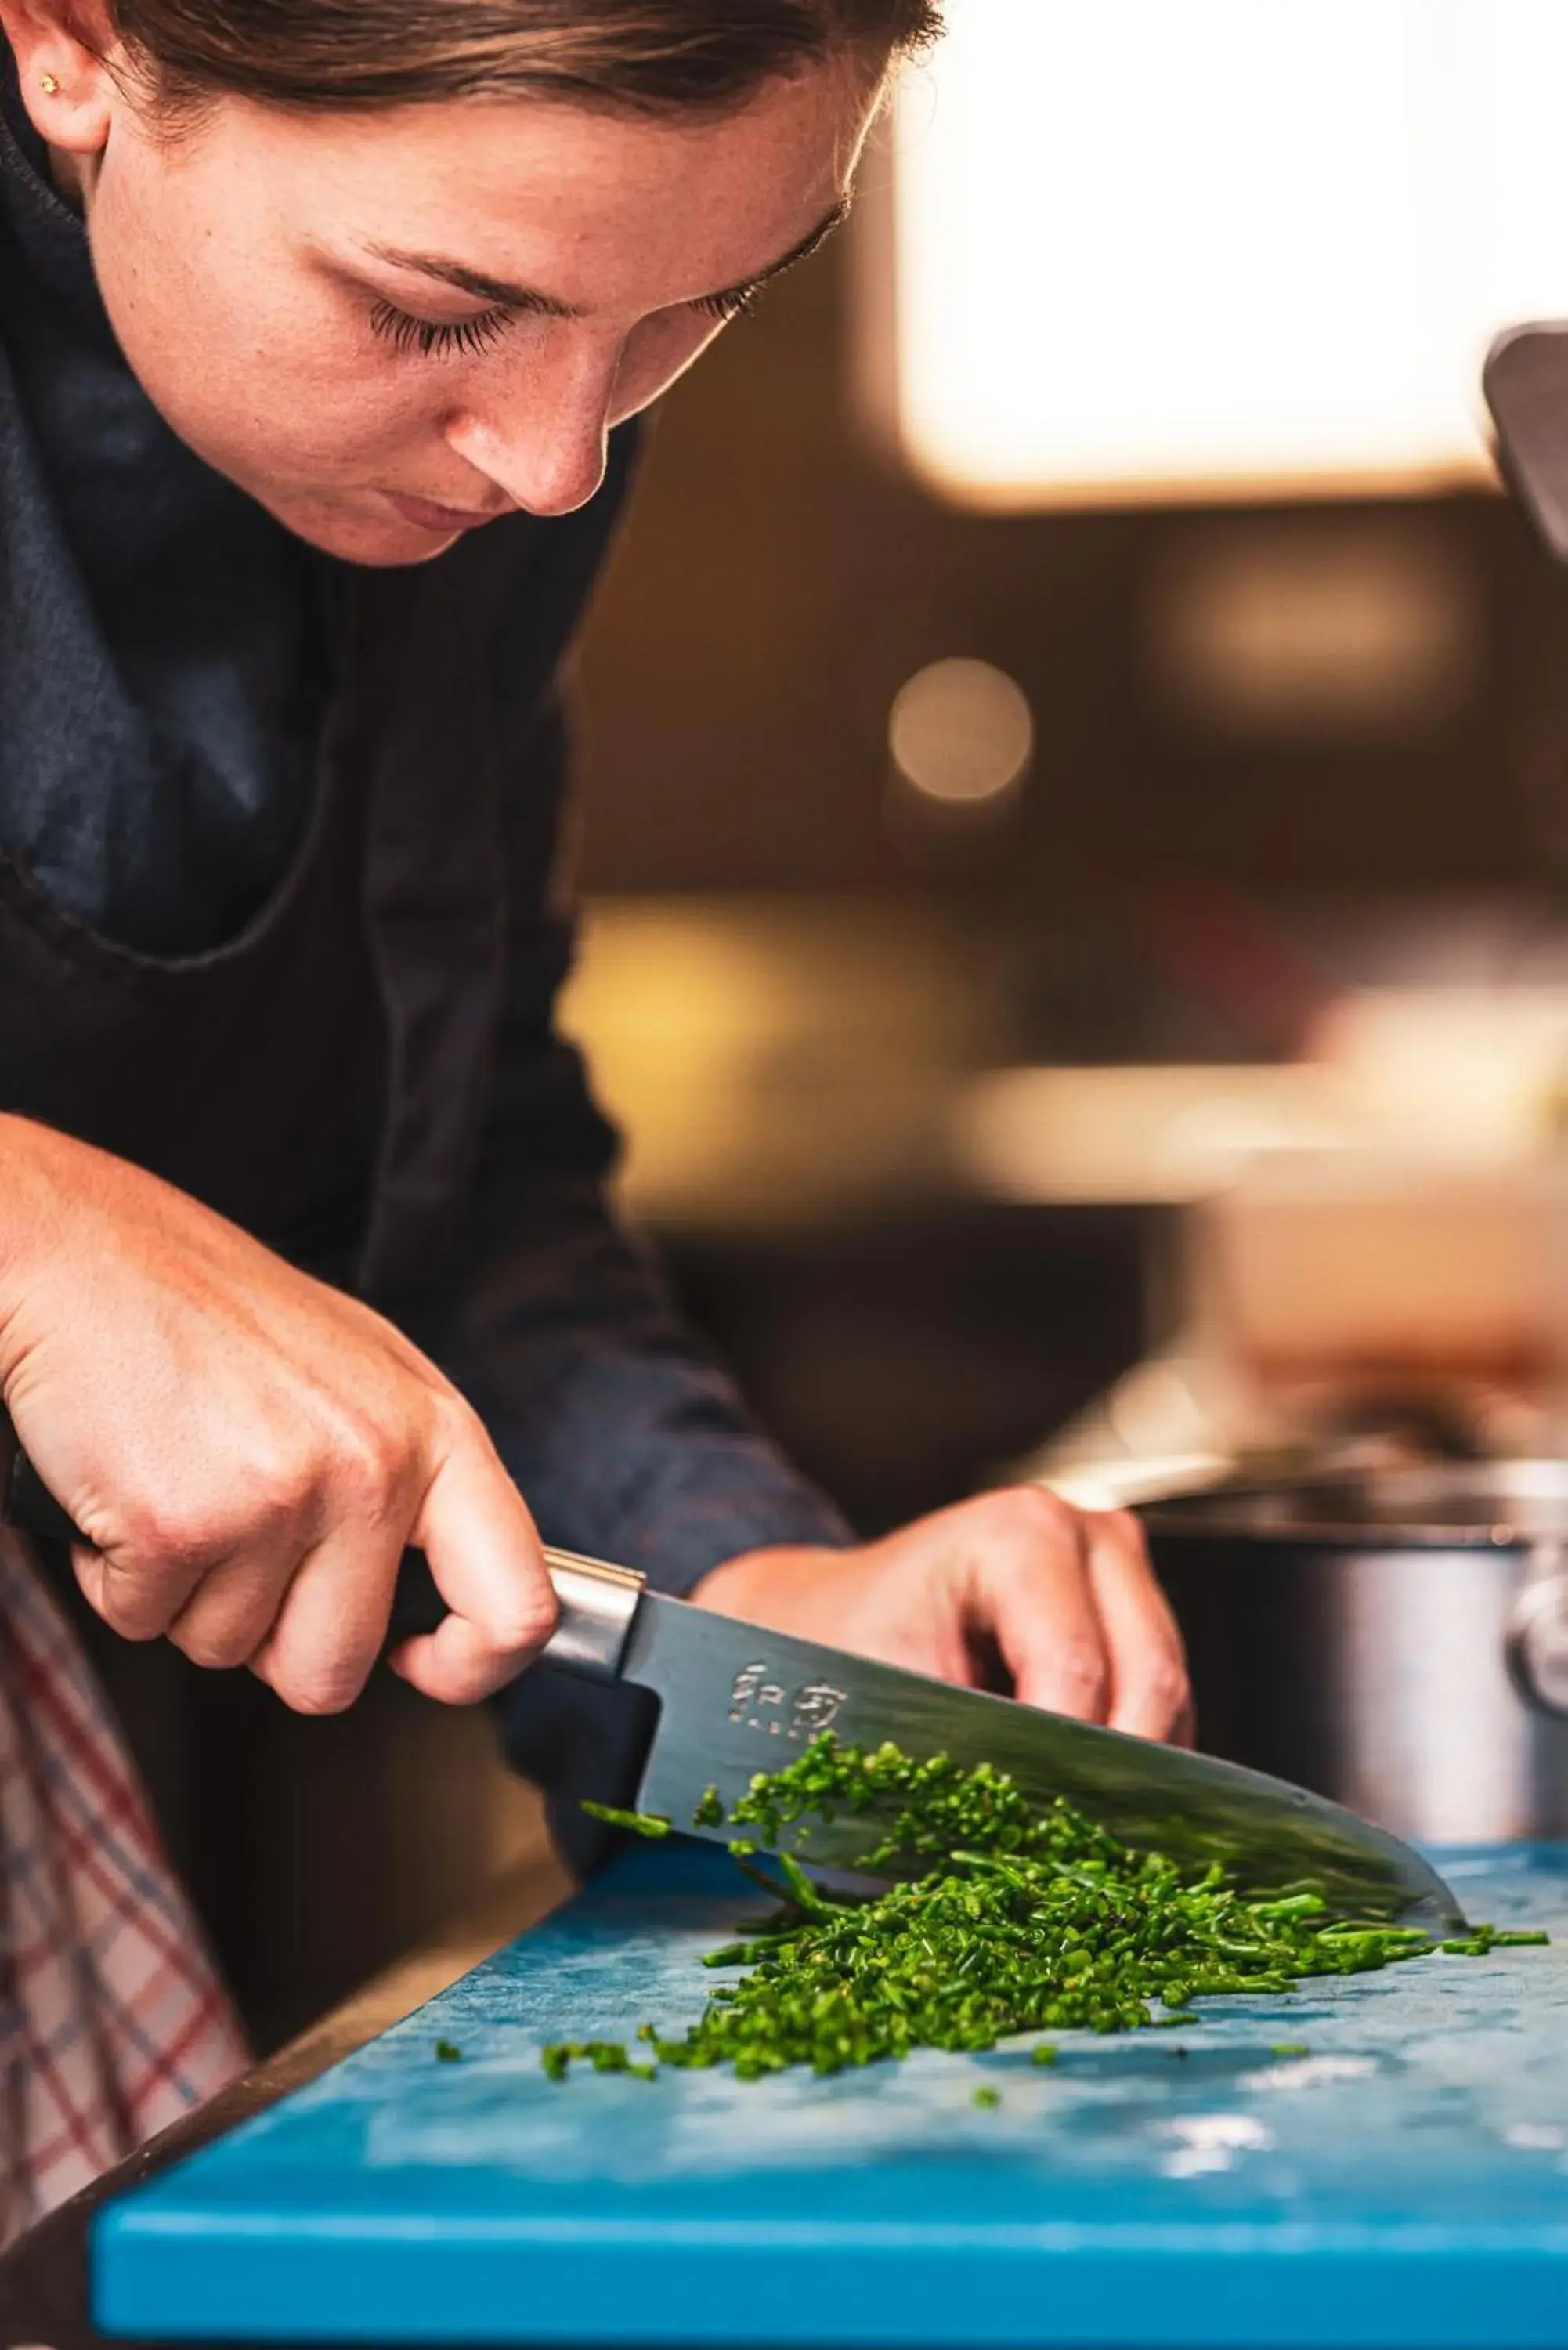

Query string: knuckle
327 1414 410 1525
488 1584 558 1660
1051 1641 1110 1713
1143 1653 1193 1728
428 1385 486 1461
173 1618 258 1672
91 1568 167 1641
252 1433 323 1520
243 1482 310 1552
168 1452 316 1558
991 1484 1071 1550
91 1523 200 1636
275 1658 367 1718
112 1494 204 1571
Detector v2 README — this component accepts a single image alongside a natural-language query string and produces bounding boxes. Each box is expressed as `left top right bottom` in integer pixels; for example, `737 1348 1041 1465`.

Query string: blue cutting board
95 1842 1568 2347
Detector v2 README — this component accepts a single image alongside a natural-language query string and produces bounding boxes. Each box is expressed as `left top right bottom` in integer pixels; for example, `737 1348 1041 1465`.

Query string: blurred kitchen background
98 0 1568 2047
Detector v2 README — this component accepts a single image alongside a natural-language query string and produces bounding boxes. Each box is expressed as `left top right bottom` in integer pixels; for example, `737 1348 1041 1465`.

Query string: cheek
610 311 728 423
85 159 438 486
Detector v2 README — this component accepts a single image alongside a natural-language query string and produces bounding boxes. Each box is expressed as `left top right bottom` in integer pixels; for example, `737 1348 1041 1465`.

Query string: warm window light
887 0 1568 508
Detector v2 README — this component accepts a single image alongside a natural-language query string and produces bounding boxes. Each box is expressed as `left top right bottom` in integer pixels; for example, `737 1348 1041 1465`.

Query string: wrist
0 1113 52 1314
0 1115 85 1383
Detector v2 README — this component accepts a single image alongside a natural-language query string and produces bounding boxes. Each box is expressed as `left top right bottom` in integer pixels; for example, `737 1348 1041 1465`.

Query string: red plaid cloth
0 1529 247 2244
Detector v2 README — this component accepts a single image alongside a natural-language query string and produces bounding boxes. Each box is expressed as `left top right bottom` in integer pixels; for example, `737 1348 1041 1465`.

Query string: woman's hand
692 1487 1192 1744
0 1117 555 1713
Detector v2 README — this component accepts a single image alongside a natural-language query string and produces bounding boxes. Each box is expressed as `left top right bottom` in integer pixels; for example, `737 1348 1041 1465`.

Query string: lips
383 490 508 535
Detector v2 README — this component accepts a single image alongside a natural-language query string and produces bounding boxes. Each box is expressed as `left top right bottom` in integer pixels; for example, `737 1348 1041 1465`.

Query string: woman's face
13 23 875 562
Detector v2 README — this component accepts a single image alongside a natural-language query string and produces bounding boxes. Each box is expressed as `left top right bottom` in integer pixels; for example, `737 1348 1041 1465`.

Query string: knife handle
0 1416 643 1683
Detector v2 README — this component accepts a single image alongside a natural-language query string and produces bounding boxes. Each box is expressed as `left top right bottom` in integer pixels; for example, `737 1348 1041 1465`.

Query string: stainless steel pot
1140 1461 1568 1844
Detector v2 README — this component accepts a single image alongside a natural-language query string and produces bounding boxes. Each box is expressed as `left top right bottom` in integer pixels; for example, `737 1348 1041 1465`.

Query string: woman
0 0 1189 2227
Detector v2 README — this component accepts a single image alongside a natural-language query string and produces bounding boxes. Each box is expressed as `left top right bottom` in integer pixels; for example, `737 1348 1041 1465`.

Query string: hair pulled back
105 0 942 114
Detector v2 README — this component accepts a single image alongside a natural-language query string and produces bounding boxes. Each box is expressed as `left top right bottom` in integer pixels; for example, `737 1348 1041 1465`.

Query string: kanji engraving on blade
728 1661 847 1739
728 1661 768 1720
790 1680 847 1736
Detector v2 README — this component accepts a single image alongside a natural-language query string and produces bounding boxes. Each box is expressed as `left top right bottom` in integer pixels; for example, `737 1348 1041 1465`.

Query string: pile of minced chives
538 1734 1545 2084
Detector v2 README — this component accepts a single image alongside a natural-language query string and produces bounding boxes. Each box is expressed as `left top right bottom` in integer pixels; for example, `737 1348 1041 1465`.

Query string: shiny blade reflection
623 1592 1464 1930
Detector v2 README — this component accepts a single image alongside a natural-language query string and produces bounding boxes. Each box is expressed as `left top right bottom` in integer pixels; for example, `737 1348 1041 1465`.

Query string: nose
446 338 616 519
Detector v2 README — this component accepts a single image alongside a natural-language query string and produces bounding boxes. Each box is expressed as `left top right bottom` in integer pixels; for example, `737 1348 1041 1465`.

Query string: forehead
214 65 876 306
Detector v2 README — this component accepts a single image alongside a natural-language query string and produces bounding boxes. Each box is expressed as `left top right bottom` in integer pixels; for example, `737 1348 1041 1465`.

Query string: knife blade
612 1586 1463 1925
0 1421 1462 1927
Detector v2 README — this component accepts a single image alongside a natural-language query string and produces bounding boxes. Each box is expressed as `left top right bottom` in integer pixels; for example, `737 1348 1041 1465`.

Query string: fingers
164 1543 307 1672
388 1416 556 1705
166 1408 553 1712
67 1446 252 1640
74 1539 209 1643
70 1391 551 1713
967 1488 1190 1744
977 1488 1112 1723
1082 1510 1193 1743
0 1124 557 1715
247 1528 403 1715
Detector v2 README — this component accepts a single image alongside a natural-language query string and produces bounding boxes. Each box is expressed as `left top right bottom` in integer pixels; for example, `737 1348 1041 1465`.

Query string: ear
0 0 121 157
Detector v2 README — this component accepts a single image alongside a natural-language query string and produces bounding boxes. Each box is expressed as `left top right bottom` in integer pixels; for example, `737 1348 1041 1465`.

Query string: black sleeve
410 687 850 1591
394 465 851 1863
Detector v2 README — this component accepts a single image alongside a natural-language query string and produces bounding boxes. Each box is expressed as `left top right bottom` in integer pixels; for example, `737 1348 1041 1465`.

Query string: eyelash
694 285 762 323
368 280 762 362
368 299 515 360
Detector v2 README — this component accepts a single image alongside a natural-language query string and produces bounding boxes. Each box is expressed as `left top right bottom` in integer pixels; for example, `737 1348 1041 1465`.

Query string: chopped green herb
538 2037 660 2082
1441 1923 1550 1954
1270 2043 1310 2057
540 1734 1549 2087
972 2084 1001 2109
581 1802 673 1839
1443 1925 1496 1955
432 2037 462 2063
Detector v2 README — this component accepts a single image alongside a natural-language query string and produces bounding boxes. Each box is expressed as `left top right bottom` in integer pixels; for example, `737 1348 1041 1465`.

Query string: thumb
390 1433 557 1705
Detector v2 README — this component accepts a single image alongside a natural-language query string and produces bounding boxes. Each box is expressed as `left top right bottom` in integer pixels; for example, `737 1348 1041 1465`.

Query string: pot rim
1139 1457 1568 1549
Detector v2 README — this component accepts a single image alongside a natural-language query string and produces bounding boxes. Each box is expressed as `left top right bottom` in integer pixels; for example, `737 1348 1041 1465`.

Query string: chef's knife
0 1424 1462 1928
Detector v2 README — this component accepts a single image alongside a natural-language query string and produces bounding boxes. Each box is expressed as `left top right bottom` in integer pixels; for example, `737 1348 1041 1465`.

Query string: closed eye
356 198 849 356
688 201 850 325
369 299 517 360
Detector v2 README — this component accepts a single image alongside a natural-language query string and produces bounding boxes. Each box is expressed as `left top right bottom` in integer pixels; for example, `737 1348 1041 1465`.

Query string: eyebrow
361 200 851 318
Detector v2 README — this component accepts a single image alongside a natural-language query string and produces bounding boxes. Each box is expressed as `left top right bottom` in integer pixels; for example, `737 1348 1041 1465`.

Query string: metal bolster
540 1548 645 1683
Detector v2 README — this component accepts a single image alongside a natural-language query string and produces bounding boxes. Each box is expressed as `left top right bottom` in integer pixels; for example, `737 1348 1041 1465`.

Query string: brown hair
105 0 943 114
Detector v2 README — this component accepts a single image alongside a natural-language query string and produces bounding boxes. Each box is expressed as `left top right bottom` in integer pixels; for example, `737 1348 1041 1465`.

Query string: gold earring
40 73 60 94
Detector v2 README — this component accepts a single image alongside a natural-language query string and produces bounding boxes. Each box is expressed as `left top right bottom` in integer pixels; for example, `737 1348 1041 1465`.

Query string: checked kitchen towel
0 1528 246 2243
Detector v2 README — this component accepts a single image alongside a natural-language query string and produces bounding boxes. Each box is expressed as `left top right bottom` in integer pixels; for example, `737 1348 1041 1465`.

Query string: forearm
403 1165 851 1593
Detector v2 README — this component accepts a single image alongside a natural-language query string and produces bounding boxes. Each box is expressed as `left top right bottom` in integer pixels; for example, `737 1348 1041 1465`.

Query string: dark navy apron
0 449 638 1308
